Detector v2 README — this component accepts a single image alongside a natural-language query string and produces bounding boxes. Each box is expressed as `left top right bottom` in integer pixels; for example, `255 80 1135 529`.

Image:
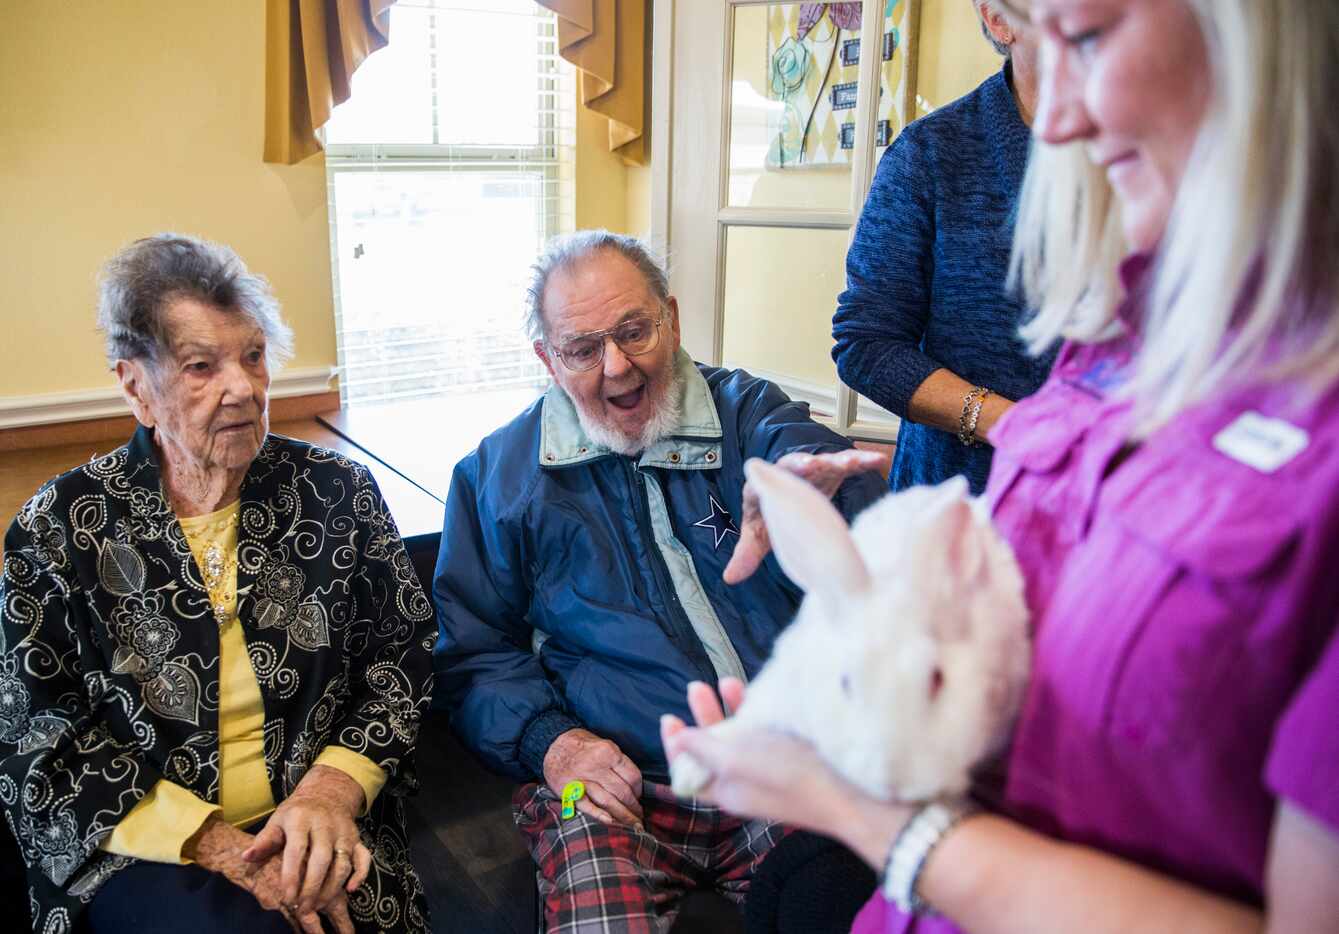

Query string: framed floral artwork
765 0 919 167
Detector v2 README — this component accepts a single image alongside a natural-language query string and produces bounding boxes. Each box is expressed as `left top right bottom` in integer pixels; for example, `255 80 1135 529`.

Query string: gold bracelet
957 386 992 446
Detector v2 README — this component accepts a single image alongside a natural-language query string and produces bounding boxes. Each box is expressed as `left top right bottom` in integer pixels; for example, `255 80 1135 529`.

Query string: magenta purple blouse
853 258 1339 933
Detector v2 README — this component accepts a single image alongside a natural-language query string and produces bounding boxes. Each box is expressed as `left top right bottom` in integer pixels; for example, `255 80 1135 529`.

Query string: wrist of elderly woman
291 763 367 818
313 746 387 816
101 778 223 865
182 814 253 874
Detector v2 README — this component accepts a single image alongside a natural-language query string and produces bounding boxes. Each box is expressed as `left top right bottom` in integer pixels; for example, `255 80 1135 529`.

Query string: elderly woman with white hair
666 0 1339 931
833 1 1056 496
0 234 435 933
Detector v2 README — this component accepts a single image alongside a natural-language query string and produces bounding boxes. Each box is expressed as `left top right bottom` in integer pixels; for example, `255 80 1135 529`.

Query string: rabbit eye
929 667 944 699
840 673 852 696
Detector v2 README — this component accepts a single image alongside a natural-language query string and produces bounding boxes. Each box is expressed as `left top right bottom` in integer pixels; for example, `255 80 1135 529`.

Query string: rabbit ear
919 481 987 638
745 457 872 600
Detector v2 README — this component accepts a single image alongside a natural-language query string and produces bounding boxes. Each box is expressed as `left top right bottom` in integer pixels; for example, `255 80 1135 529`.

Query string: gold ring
334 847 351 861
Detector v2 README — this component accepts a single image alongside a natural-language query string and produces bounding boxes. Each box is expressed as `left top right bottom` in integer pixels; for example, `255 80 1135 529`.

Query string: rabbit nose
929 667 944 699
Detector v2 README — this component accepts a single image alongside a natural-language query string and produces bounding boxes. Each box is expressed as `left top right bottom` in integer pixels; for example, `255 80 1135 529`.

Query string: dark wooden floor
407 716 538 934
402 541 538 934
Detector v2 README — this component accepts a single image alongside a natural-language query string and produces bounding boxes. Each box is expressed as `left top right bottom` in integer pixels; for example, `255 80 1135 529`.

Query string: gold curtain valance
536 0 649 167
264 0 395 165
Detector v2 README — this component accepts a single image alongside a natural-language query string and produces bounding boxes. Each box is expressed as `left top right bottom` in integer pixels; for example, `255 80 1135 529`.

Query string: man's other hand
543 728 645 830
723 449 889 585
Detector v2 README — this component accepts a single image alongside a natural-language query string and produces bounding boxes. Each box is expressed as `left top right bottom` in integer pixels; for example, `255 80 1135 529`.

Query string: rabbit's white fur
670 459 1030 803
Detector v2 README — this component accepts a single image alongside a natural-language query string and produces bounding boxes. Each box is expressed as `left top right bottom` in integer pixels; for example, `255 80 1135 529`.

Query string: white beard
572 370 684 457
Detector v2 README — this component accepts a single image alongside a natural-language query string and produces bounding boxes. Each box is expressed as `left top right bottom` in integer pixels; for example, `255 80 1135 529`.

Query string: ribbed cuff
518 709 581 780
314 746 388 816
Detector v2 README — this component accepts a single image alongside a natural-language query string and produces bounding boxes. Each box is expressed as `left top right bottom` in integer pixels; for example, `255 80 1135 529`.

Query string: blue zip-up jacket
432 352 886 783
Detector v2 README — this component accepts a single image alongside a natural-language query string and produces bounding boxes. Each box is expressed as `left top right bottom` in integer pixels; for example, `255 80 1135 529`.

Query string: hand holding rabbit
661 678 915 866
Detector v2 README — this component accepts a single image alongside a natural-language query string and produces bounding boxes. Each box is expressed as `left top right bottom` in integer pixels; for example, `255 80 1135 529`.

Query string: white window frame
323 2 573 405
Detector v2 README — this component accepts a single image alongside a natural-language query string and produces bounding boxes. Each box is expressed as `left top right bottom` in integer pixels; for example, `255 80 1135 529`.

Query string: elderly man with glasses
432 230 887 932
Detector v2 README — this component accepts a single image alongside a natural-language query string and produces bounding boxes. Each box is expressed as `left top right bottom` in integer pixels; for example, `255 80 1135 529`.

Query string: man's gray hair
975 0 1012 56
524 230 670 341
96 233 294 371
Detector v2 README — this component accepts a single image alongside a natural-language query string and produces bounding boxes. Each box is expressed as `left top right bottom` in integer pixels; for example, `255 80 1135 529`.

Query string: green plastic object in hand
560 780 585 820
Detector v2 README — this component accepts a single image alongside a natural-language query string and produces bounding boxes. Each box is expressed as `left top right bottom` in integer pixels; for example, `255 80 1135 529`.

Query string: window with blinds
324 0 573 406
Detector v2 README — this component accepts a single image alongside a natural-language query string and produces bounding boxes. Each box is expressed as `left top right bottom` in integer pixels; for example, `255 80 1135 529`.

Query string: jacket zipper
623 458 718 686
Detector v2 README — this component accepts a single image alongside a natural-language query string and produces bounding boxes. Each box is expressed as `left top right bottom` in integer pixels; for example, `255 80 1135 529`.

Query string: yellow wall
575 101 652 240
0 6 636 404
0 2 336 400
575 98 629 234
625 166 652 241
917 0 1007 111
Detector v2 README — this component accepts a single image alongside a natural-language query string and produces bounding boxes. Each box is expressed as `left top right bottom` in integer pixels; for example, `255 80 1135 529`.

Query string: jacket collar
121 423 179 537
539 348 724 471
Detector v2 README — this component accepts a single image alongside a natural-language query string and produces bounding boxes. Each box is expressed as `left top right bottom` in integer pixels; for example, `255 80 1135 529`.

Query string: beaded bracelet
881 799 980 915
957 386 993 446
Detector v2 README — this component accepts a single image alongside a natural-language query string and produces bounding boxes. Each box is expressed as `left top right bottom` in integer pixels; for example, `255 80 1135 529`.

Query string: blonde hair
1009 0 1339 433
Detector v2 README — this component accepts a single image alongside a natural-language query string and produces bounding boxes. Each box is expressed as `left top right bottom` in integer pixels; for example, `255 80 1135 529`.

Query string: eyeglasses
548 314 664 372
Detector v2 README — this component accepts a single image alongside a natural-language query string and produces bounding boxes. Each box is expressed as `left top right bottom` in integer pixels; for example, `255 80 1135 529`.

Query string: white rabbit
669 458 1030 803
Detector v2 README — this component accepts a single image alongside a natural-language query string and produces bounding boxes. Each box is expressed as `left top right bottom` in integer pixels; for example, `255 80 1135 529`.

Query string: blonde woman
662 1 1339 931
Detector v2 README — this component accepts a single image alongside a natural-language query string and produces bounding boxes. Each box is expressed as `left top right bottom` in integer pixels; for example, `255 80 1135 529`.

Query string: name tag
1212 411 1309 473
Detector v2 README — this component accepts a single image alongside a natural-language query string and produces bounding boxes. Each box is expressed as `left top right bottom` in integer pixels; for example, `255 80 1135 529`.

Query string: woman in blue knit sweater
833 1 1056 494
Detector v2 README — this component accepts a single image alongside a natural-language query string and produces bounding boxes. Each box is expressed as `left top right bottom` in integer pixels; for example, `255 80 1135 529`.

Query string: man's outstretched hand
722 449 888 585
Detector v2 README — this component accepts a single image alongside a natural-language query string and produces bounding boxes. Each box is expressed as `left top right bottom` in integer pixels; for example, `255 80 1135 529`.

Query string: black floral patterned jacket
0 427 435 933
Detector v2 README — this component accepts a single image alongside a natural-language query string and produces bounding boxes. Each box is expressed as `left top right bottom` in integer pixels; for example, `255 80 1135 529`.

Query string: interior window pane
721 225 846 412
325 0 554 148
879 0 918 153
726 1 920 209
330 170 551 404
433 4 550 147
326 1 568 406
324 5 435 146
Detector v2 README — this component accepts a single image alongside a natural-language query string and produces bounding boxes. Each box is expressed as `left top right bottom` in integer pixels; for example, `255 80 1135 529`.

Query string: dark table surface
316 387 541 504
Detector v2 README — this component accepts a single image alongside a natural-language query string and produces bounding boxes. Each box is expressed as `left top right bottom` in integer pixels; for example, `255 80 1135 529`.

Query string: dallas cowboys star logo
693 494 740 549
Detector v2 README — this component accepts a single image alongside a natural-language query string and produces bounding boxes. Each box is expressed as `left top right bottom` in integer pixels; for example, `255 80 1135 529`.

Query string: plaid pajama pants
513 780 786 933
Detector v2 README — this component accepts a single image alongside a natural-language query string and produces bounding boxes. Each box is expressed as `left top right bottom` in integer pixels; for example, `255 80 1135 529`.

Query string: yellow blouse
101 501 386 864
